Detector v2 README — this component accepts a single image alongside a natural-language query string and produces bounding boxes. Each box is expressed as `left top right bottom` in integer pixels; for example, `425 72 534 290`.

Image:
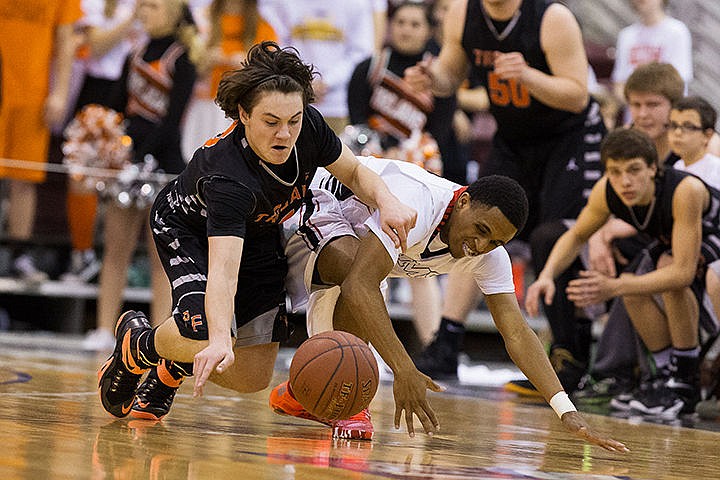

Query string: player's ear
239 106 250 125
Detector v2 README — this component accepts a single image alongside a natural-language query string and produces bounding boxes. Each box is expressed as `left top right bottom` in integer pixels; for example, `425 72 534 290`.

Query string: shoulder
663 16 691 34
541 2 580 29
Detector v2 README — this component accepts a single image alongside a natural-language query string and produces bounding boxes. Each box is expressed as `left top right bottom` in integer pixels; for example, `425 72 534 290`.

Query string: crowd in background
0 0 719 422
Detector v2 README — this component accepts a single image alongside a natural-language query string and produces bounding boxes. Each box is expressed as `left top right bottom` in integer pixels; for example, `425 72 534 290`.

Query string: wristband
549 391 577 418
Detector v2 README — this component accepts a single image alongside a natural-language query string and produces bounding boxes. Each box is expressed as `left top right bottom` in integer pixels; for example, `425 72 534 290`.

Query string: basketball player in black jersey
527 128 720 418
404 0 605 392
97 42 423 438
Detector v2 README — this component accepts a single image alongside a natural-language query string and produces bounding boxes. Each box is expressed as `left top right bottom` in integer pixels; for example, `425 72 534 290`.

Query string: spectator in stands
260 0 376 133
94 0 198 351
0 1 83 281
611 0 692 113
527 127 720 418
404 0 605 387
181 0 277 160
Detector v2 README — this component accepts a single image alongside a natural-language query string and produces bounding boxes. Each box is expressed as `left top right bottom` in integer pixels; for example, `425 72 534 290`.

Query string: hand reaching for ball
392 369 443 437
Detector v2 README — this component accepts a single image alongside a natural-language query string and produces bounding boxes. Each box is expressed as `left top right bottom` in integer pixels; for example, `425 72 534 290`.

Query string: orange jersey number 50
488 72 530 108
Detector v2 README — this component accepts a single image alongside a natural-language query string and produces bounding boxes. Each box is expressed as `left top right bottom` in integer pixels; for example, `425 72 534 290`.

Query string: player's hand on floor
193 342 235 397
561 411 630 453
392 369 443 437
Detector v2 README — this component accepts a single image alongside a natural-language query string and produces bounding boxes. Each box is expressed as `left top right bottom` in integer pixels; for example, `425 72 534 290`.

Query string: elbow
567 93 589 114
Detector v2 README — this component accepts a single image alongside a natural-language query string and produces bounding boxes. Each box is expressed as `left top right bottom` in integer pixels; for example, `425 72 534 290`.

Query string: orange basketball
289 330 379 421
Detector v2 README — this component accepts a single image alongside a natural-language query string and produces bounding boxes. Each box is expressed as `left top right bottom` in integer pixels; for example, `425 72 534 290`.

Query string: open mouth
462 242 479 257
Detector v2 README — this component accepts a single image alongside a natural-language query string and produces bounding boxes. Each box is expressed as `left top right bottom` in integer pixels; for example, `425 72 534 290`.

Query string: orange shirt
208 14 278 97
0 0 83 106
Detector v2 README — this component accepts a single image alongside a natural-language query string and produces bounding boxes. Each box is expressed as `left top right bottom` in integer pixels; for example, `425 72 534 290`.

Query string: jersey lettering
488 72 530 108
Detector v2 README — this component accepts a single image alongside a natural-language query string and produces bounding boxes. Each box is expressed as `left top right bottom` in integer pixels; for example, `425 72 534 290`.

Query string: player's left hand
380 200 417 253
493 51 530 82
392 369 442 437
561 411 630 453
566 270 617 307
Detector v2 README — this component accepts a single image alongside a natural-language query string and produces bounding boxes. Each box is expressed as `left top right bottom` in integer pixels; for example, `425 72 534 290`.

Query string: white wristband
549 391 577 418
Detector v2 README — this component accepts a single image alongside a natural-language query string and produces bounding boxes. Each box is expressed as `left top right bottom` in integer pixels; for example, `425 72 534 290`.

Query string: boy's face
626 91 672 142
605 157 658 207
445 196 517 259
668 109 711 160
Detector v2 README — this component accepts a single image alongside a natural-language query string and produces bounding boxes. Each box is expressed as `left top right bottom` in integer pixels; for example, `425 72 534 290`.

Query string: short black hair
673 95 718 130
601 128 658 168
466 175 528 233
215 41 317 120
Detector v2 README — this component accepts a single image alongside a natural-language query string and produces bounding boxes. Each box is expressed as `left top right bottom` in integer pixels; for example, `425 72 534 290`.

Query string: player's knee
174 309 209 341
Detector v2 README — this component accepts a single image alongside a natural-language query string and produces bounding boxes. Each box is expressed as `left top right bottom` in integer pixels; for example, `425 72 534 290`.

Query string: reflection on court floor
0 333 718 479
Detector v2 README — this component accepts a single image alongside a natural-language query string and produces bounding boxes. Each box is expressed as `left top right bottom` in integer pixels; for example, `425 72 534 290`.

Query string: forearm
428 61 466 98
346 163 399 211
336 279 416 376
538 230 585 281
615 266 696 297
51 25 77 100
504 324 563 400
87 17 134 58
521 67 587 113
204 277 237 347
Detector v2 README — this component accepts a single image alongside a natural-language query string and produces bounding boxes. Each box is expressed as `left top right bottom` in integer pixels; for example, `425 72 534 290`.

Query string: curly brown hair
215 41 317 120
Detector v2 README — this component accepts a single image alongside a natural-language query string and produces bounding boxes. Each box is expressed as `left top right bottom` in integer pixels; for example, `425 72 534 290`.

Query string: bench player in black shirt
97 42 421 438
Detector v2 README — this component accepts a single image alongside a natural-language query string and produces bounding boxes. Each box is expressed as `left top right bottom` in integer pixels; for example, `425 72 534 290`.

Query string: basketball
289 330 379 421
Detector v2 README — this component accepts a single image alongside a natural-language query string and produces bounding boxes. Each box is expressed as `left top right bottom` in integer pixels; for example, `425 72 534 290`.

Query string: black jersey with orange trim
158 105 341 240
461 0 587 142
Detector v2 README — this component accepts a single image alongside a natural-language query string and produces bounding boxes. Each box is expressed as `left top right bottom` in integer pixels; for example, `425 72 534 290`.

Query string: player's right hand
561 411 630 453
392 369 443 437
193 341 235 397
525 277 555 317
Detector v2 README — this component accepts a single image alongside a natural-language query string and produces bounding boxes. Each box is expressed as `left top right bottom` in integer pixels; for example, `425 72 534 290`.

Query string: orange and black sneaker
269 381 374 440
131 360 183 421
98 310 153 418
331 409 373 440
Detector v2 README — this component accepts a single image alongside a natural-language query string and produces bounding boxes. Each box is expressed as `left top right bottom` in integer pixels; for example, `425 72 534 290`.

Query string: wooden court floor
0 333 719 479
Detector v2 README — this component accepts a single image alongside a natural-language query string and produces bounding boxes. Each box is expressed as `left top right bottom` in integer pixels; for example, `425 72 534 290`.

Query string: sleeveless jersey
461 0 587 142
606 168 720 264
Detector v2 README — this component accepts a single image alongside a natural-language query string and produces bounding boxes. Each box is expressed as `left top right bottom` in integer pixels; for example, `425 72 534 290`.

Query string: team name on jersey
471 49 497 68
255 183 308 224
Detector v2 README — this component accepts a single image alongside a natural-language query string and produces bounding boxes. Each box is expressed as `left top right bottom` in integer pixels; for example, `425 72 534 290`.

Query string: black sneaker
572 374 635 406
413 319 464 380
98 310 153 418
505 347 586 397
628 373 699 418
413 337 459 380
131 363 181 421
549 348 586 393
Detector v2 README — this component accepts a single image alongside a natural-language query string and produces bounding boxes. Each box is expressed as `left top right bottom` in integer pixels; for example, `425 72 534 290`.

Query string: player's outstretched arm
333 233 441 436
486 292 628 453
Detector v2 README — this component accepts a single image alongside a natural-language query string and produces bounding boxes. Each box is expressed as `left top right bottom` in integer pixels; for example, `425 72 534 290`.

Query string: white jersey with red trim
291 157 514 301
